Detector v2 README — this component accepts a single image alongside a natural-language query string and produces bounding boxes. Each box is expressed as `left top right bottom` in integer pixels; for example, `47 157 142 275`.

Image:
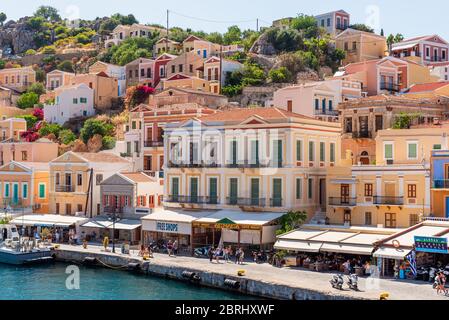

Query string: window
38 183 46 199
375 115 383 132
308 178 313 199
230 140 238 165
22 183 28 199
209 177 218 204
134 70 138 78
190 177 198 202
55 172 60 186
296 140 303 162
131 121 136 130
250 178 259 205
96 174 103 185
171 65 175 73
329 100 333 111
409 214 419 226
365 212 372 225
80 97 87 103
141 68 145 77
250 140 259 165
344 210 351 225
272 178 282 207
77 173 82 186
229 178 238 204
272 140 283 166
77 204 83 212
327 18 331 27
315 99 319 110
365 184 373 197
352 41 357 50
189 64 193 73
171 177 179 199
385 213 397 228
344 117 352 133
73 98 78 104
433 144 442 150
319 142 325 162
178 64 183 73
296 178 302 200
4 183 9 198
21 151 27 161
330 143 335 163
344 42 349 51
129 70 133 78
407 142 418 159
308 141 315 162
408 184 417 198
384 143 393 160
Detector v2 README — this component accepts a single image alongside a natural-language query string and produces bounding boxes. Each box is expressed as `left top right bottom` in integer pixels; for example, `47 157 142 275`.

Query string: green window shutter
309 141 315 161
172 178 179 196
320 142 325 162
190 178 198 197
296 178 302 199
330 143 335 162
23 184 28 199
408 143 417 158
272 179 282 206
308 179 313 199
5 184 9 198
209 178 217 203
39 184 45 198
251 178 259 200
385 144 393 159
433 144 442 150
296 140 302 161
231 140 237 164
251 140 259 164
272 140 282 165
230 178 238 203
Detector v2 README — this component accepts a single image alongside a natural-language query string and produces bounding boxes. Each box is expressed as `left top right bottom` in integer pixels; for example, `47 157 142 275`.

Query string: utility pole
84 168 94 218
166 9 170 53
90 168 93 218
219 45 223 95
256 18 259 32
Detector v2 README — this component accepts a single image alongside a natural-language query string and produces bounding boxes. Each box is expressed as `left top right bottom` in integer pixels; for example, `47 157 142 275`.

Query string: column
398 175 404 198
286 129 294 167
376 175 382 197
285 174 293 208
425 174 431 211
220 174 226 205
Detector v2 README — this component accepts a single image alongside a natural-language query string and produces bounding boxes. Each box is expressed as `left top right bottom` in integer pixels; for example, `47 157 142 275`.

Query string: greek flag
407 250 417 278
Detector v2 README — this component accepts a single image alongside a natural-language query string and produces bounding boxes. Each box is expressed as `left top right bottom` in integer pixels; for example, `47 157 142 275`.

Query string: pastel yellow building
0 66 36 92
0 118 27 141
154 38 182 55
48 152 132 216
46 70 75 91
326 126 446 228
162 73 213 93
335 28 387 65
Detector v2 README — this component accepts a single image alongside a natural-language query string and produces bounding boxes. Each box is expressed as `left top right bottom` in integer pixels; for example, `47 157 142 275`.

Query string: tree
27 16 45 30
57 60 74 72
380 28 384 36
102 136 116 150
0 60 5 70
34 6 61 21
276 210 307 235
106 37 158 65
265 28 303 52
35 69 45 82
58 129 76 145
223 25 242 45
349 24 374 33
0 12 6 26
27 82 46 96
205 32 224 45
17 115 38 129
290 14 320 38
110 13 138 25
269 67 292 83
393 112 421 129
125 85 155 109
39 123 62 137
17 93 39 109
394 33 404 43
80 119 114 144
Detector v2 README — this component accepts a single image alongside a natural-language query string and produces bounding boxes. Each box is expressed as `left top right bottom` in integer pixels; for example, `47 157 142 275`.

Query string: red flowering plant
33 108 44 121
20 130 40 142
125 85 155 109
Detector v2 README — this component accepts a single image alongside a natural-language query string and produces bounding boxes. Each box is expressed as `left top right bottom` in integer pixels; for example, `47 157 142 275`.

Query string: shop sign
214 218 239 230
156 222 179 233
414 236 449 254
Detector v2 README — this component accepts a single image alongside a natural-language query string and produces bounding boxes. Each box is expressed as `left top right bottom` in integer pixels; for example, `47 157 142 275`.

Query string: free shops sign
414 236 449 254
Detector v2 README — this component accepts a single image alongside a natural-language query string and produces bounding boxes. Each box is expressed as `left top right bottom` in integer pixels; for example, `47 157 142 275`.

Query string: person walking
239 248 245 265
436 272 448 295
223 247 229 263
207 247 214 263
173 240 178 256
215 247 221 264
55 230 60 244
167 240 173 256
235 248 241 264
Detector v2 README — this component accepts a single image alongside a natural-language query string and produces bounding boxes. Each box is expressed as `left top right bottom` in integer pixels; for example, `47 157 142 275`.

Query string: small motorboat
0 224 55 265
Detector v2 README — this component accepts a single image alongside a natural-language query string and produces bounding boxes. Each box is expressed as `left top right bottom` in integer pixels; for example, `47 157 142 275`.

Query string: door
229 178 238 205
172 178 179 202
146 127 153 143
272 178 282 207
445 197 449 218
209 178 218 204
66 203 72 215
322 98 326 114
12 184 19 205
344 210 351 225
251 178 260 206
190 177 198 203
341 184 350 204
287 100 293 112
272 140 282 167
319 179 326 209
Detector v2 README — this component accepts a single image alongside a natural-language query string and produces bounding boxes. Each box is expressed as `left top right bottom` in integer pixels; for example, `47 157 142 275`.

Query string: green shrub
269 67 292 83
58 129 76 145
102 136 116 150
39 123 62 137
17 93 39 109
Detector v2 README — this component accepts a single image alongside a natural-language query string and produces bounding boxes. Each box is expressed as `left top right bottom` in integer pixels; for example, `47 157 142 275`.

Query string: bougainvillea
20 130 40 142
33 108 44 121
125 85 155 109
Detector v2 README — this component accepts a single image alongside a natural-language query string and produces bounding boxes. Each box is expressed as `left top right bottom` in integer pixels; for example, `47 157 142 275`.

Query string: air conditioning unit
386 159 394 165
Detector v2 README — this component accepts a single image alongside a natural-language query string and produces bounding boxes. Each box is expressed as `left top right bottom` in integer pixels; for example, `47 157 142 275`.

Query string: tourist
2 227 7 241
342 260 351 274
238 248 244 265
235 248 241 264
167 240 173 256
214 247 221 264
173 240 178 256
223 247 229 263
147 245 153 258
436 272 448 295
364 261 372 276
55 230 60 243
138 244 145 256
207 247 214 263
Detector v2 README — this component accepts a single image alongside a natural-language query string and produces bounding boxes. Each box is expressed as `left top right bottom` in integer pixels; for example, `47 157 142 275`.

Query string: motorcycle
330 274 344 290
252 250 267 264
347 274 359 291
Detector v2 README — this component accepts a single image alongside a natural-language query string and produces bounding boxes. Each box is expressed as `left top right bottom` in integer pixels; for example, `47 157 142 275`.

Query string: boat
0 224 55 265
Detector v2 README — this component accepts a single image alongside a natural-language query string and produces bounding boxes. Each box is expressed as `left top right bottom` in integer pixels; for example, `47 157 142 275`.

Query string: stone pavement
57 243 448 300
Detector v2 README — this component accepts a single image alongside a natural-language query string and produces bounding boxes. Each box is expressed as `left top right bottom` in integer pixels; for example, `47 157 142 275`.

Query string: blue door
12 184 19 205
445 197 449 218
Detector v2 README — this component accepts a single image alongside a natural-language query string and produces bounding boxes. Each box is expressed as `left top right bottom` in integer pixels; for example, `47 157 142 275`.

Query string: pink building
0 138 59 166
315 10 350 35
391 35 449 65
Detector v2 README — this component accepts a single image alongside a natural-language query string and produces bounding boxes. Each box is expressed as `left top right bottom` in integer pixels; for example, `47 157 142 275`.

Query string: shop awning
81 218 141 231
113 219 141 230
320 243 374 255
11 214 88 228
196 210 285 226
373 247 411 260
274 239 322 253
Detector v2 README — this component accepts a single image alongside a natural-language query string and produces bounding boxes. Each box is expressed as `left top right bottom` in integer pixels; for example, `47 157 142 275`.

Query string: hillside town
1 5 449 300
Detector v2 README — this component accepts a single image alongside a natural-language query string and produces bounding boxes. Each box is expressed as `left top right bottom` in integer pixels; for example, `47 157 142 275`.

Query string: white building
43 84 95 125
104 24 164 49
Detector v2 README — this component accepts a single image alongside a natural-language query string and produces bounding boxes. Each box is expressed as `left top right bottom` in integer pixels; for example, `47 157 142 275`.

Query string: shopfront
141 209 213 254
191 210 284 251
80 217 141 244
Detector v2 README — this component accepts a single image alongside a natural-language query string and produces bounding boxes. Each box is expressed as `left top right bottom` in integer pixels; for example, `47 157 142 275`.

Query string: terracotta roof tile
198 107 314 123
120 172 156 183
407 82 449 93
75 152 130 163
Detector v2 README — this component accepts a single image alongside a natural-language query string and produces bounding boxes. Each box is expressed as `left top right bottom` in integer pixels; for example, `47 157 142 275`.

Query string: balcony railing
328 197 357 206
314 109 339 116
352 131 372 139
373 196 404 206
167 160 280 169
336 24 349 31
2 198 24 208
225 197 266 207
144 140 164 148
270 198 283 207
55 185 75 192
165 195 220 205
103 206 125 214
380 82 401 93
432 180 449 189
427 56 446 62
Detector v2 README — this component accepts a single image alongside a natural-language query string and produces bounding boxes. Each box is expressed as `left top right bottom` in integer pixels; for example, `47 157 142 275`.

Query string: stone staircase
309 210 327 225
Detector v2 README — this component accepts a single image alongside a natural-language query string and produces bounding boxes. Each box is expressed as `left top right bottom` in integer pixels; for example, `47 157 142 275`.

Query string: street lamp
110 209 121 254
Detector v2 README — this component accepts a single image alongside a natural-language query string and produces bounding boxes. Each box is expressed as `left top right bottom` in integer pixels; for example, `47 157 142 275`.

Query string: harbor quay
54 244 446 300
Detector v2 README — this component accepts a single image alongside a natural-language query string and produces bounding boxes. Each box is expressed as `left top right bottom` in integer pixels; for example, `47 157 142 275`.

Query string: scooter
330 274 344 290
347 274 359 291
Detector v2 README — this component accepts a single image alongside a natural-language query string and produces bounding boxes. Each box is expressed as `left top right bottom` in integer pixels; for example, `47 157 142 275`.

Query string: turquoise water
0 262 255 300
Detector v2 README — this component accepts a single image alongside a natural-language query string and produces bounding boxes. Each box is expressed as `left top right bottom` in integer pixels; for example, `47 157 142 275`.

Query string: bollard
83 257 97 265
224 279 241 289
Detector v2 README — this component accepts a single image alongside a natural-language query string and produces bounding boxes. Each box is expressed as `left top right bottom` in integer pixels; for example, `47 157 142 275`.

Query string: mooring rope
95 257 134 270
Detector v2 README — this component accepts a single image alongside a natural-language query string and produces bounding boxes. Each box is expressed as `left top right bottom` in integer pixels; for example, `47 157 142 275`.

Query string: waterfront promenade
56 244 447 300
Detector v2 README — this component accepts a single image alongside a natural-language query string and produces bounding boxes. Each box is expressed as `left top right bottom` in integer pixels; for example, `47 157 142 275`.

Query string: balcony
427 56 446 62
165 195 220 205
352 131 372 139
432 180 449 189
328 197 357 206
103 206 124 214
373 196 404 206
270 198 283 207
380 82 401 93
225 197 266 207
55 185 75 192
314 109 339 116
144 140 164 148
336 24 349 31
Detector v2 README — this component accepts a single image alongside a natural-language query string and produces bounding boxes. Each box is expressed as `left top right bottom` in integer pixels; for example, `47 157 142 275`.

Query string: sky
1 0 448 39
